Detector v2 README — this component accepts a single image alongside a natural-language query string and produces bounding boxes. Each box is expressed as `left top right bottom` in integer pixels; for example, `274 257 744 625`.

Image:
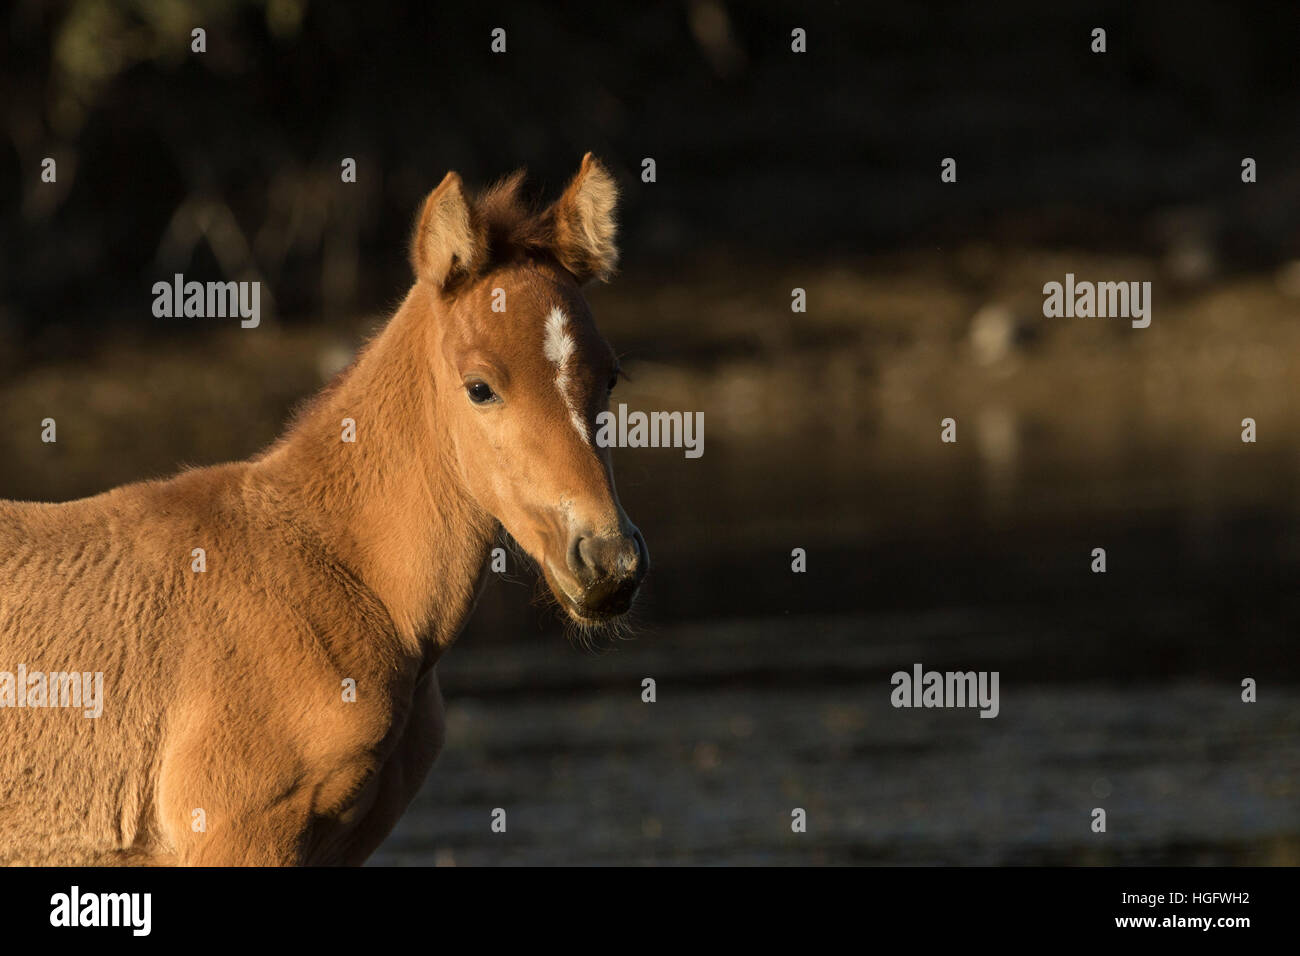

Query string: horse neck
253 286 497 655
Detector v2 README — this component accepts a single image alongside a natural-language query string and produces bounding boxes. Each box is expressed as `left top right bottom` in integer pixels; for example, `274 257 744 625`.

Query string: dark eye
608 368 621 393
466 381 497 405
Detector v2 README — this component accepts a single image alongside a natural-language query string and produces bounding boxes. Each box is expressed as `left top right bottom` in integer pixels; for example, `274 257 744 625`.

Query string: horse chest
304 668 446 864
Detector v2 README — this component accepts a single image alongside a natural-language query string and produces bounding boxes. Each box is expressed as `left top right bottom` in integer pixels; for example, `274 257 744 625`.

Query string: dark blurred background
2 0 1298 864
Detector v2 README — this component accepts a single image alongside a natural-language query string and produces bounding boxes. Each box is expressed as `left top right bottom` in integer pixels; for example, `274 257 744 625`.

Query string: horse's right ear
411 172 486 287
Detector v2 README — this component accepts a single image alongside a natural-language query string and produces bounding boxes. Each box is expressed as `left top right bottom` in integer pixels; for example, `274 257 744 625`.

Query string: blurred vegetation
3 0 1300 340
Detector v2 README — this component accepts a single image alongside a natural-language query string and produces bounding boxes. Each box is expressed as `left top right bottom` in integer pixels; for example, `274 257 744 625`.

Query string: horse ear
546 152 619 284
411 172 485 287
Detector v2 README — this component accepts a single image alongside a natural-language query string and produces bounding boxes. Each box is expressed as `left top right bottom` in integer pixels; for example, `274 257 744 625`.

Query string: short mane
465 170 561 280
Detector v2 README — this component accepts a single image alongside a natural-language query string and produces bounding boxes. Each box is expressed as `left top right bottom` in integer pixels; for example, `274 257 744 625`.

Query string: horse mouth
543 564 640 623
566 591 637 624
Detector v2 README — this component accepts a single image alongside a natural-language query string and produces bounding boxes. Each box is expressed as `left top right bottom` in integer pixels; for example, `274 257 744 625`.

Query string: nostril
568 536 590 580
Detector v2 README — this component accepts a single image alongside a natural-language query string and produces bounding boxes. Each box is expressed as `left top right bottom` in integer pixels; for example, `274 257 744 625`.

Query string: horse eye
607 374 619 393
466 381 496 405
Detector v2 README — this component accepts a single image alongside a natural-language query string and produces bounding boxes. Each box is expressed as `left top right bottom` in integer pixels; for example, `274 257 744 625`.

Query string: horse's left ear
546 153 620 284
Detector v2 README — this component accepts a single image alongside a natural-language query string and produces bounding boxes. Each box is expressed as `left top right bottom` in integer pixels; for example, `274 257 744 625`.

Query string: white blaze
543 306 589 443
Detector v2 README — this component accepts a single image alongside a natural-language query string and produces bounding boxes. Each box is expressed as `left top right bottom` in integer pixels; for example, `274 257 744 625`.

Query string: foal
0 153 647 865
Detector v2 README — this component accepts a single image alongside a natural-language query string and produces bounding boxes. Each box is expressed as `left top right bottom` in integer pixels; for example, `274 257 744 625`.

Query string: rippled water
375 612 1300 865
